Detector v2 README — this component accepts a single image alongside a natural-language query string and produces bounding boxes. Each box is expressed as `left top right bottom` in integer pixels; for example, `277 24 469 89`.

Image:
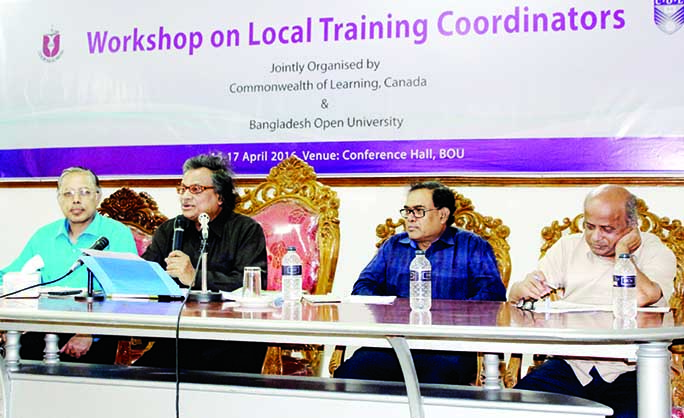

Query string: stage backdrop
1 0 683 179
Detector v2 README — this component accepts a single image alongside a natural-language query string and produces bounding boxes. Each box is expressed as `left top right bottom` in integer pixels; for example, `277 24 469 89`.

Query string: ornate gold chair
329 190 517 387
234 156 340 376
98 187 168 365
509 197 684 401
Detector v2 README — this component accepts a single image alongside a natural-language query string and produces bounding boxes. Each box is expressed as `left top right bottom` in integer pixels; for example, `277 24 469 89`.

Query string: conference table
0 296 680 418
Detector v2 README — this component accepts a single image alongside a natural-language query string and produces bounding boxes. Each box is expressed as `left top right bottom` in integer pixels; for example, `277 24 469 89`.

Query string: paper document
531 300 670 313
343 295 396 305
303 294 342 304
79 250 183 297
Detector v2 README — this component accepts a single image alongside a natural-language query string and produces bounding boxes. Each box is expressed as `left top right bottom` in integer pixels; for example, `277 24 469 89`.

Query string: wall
1 183 682 295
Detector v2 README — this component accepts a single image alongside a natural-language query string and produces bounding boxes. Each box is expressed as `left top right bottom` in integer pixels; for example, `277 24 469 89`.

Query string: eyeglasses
58 188 97 199
176 183 216 195
399 207 439 219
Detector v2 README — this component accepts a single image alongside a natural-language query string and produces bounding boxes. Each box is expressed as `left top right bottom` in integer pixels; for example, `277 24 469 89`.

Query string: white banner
0 0 681 150
1 0 683 178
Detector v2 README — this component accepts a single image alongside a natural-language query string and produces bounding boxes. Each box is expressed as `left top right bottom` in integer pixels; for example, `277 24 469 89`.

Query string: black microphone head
66 236 109 274
91 236 109 251
174 215 190 229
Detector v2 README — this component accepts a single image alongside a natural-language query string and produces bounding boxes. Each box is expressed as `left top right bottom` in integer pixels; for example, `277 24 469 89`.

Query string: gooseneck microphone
172 216 187 252
74 236 110 302
67 236 110 274
197 213 210 292
187 213 222 303
198 213 210 241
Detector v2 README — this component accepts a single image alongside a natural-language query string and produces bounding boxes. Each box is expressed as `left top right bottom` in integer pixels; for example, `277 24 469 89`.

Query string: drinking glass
242 267 261 298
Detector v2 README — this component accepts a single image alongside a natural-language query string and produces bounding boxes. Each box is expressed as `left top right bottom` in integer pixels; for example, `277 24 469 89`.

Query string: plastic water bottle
282 300 302 321
612 253 637 320
410 310 432 325
281 246 303 302
410 250 432 311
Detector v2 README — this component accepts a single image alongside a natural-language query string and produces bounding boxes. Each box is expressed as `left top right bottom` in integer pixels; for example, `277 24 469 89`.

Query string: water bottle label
613 274 636 288
282 265 302 276
410 270 431 282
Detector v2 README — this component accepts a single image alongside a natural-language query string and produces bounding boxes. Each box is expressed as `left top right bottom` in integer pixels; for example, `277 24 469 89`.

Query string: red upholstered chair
98 187 168 365
252 203 320 293
235 156 340 375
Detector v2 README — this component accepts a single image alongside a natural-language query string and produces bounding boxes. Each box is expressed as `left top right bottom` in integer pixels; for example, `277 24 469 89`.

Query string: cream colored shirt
538 232 676 385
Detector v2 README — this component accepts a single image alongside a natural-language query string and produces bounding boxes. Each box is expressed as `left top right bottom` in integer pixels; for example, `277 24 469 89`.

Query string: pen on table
532 273 557 310
157 295 185 302
533 273 557 290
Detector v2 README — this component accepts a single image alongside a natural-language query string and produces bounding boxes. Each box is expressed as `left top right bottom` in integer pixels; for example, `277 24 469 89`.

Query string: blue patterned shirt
352 227 506 301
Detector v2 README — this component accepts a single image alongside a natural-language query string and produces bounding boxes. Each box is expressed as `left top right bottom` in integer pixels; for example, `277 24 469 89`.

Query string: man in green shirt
0 166 137 362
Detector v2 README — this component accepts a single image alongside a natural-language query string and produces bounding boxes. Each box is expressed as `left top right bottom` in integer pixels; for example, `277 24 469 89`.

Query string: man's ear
439 207 450 224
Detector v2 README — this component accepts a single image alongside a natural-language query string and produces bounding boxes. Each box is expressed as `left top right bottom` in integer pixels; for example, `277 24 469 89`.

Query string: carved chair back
98 187 168 256
235 156 340 295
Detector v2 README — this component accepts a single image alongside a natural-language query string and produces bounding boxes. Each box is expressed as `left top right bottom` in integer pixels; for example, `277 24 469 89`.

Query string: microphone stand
75 268 105 302
186 237 222 303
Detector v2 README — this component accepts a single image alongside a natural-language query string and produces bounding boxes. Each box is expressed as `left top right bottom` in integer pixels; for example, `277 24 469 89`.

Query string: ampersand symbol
321 99 328 109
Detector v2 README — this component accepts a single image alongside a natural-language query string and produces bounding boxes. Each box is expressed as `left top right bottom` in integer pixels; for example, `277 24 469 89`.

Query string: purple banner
1 137 683 179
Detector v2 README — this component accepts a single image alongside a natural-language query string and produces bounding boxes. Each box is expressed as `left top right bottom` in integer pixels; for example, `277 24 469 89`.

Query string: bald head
582 185 638 257
584 185 638 227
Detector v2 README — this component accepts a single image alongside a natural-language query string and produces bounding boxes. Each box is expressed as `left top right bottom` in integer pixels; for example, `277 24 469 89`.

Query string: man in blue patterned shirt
335 181 506 384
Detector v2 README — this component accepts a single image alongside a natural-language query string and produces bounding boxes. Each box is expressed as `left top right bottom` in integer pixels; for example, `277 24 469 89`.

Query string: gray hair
625 193 638 227
57 167 101 191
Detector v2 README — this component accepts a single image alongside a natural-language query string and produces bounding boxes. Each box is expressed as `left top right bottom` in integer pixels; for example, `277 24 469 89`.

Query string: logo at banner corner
654 0 684 34
39 27 63 62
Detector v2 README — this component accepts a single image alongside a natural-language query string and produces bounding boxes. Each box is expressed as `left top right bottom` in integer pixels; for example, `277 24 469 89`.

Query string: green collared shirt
0 213 137 288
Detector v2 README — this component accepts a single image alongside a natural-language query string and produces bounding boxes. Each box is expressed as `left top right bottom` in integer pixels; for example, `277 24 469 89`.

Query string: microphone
172 216 187 251
72 236 109 303
186 212 222 303
199 213 210 241
66 236 110 273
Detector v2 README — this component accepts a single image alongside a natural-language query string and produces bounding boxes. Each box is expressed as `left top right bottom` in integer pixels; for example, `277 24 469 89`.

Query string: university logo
39 28 63 62
654 0 684 34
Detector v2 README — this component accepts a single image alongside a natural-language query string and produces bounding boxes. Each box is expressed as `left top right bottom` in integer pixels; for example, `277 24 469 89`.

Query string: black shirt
142 209 267 292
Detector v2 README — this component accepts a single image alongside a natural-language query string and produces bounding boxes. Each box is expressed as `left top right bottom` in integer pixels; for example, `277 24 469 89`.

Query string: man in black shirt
136 153 268 372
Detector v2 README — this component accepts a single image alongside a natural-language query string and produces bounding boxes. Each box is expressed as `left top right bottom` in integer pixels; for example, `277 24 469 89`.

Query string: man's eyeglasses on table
399 207 439 219
176 184 216 195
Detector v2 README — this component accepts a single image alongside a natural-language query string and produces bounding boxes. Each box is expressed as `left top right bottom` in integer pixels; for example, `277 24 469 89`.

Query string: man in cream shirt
508 185 676 418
